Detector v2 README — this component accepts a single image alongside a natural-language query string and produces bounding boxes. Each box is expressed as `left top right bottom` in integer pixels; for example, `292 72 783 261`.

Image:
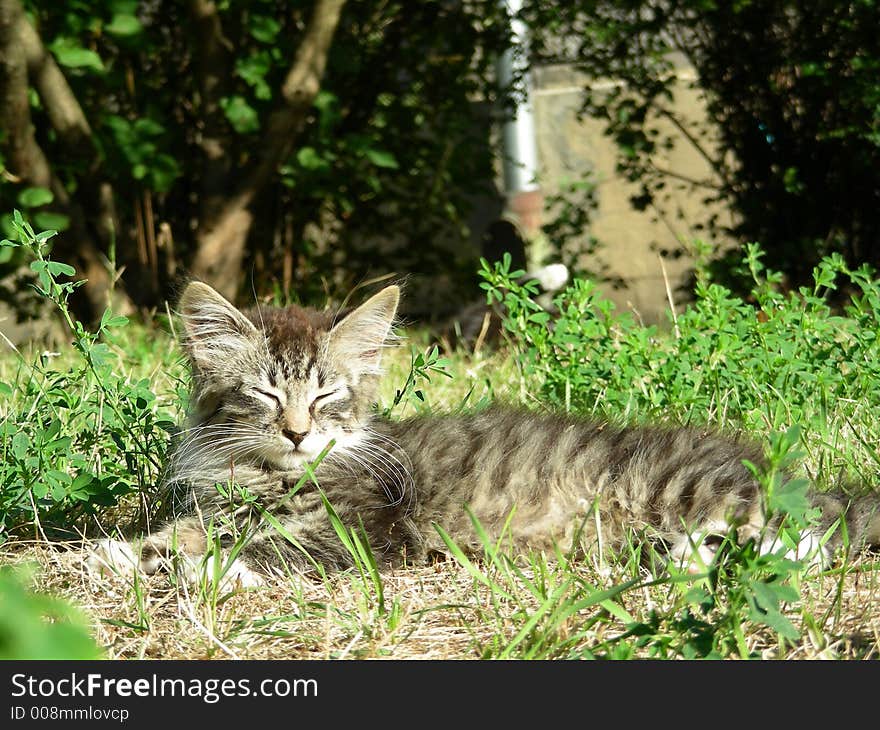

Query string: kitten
88 282 880 586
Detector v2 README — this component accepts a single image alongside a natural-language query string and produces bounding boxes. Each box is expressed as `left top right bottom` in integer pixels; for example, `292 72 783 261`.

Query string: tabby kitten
89 282 880 585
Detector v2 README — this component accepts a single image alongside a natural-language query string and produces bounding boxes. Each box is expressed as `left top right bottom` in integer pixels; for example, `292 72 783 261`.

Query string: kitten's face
225 348 366 468
178 282 399 471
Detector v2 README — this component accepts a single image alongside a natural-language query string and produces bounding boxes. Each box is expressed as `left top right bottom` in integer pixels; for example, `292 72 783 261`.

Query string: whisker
333 436 415 513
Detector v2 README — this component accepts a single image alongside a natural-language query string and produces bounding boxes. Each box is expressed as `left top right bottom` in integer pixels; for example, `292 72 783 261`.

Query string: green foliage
480 246 880 463
17 187 54 209
524 0 880 285
383 345 453 417
471 246 880 655
0 566 103 659
1 1 512 311
0 212 179 536
103 115 180 191
49 37 105 72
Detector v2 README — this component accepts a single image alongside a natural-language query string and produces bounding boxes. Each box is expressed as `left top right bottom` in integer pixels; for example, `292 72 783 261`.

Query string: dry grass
4 537 880 660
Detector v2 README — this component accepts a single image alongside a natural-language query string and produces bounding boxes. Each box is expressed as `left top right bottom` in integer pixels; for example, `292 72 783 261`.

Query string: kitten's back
378 408 761 549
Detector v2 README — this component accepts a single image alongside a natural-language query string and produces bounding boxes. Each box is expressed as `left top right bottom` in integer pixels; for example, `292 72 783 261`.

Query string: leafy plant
0 212 179 536
479 245 880 470
383 345 453 417
0 566 103 659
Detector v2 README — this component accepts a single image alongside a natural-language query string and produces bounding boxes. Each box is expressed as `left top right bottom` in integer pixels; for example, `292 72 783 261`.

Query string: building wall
529 62 736 324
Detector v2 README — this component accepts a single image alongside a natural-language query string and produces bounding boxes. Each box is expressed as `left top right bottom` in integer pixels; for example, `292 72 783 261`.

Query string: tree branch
16 7 94 156
647 161 724 191
188 0 235 222
192 0 347 295
237 0 347 208
654 105 731 189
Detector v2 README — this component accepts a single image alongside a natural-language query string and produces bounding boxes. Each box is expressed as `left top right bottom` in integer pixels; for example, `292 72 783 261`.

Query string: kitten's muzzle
282 429 309 447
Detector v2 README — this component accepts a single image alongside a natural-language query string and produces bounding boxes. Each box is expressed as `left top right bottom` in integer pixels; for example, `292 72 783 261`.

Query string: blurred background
1 0 878 341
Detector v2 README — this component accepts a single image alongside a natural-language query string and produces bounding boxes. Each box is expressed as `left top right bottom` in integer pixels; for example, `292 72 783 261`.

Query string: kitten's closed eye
311 389 342 411
252 388 284 409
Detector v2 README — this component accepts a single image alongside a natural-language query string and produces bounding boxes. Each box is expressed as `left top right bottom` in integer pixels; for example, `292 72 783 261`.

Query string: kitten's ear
177 281 259 369
329 285 400 373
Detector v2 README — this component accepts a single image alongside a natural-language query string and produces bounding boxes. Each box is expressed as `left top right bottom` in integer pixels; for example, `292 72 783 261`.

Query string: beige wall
530 63 736 325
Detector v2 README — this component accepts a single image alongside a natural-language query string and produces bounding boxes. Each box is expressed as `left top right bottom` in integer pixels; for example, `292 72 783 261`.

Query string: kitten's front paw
85 537 264 591
220 558 264 590
179 555 264 591
85 538 140 579
85 537 167 580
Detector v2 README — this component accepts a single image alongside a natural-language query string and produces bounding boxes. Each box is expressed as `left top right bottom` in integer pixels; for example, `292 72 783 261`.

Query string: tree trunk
190 206 254 297
0 0 132 319
0 0 51 184
189 0 235 227
190 0 346 300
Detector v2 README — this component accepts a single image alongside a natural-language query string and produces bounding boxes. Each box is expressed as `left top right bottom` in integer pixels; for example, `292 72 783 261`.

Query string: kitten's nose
282 429 309 447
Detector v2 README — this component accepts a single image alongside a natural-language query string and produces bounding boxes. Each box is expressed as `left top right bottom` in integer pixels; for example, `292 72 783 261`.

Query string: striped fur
90 282 880 583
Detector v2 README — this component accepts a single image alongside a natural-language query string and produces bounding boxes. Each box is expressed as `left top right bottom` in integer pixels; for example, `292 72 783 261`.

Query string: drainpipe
497 0 543 247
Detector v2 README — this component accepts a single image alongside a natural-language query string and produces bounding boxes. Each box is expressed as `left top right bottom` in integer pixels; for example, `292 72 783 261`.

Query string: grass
1 216 880 659
1 333 879 660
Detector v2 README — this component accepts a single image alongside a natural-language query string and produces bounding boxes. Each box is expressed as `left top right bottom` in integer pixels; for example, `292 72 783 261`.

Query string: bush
0 1 511 316
0 212 179 537
480 244 880 481
525 0 880 286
